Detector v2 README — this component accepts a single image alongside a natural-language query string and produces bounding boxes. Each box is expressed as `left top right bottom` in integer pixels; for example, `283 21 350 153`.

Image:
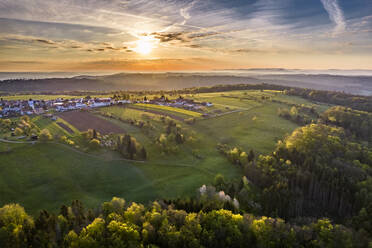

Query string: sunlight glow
134 37 154 55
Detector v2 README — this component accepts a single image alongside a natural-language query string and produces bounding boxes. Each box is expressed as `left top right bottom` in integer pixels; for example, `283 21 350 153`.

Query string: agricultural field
0 89 331 214
32 115 78 137
58 110 126 134
134 103 203 118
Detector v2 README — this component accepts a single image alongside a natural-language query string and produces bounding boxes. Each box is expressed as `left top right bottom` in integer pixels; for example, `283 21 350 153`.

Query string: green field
32 116 79 137
135 103 203 117
0 143 154 214
0 90 331 214
0 141 238 215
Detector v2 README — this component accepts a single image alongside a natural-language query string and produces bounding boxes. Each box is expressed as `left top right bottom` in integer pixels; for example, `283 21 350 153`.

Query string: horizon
1 0 372 71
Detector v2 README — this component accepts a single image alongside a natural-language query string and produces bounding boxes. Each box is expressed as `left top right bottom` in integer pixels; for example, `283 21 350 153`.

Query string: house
117 100 131 104
201 102 213 107
28 100 34 109
89 98 112 108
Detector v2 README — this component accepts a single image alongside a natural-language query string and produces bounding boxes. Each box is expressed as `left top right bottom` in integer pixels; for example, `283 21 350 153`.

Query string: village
0 95 213 118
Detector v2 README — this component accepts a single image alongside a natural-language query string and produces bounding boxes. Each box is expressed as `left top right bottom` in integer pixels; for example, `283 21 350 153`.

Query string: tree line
1 197 368 248
211 122 372 245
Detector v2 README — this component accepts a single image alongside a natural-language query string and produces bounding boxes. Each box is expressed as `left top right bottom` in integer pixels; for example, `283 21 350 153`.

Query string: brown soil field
56 122 74 134
58 110 125 134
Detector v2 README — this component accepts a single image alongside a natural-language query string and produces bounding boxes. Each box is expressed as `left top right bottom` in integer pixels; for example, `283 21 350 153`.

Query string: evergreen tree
140 147 147 160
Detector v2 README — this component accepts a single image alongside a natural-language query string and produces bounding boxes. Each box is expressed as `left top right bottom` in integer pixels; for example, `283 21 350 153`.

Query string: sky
0 0 371 71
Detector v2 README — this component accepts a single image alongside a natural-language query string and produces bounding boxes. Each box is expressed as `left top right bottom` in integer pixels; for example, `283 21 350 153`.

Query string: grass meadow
0 90 330 214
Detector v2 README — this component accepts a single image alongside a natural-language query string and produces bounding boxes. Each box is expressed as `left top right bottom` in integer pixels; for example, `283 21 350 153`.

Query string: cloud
0 60 45 64
180 0 199 25
151 32 187 43
35 39 56 45
187 31 220 39
148 30 222 46
320 0 346 35
0 34 130 53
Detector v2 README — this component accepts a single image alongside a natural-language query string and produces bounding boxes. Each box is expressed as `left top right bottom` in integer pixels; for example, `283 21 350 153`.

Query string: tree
14 127 23 136
1 119 11 129
248 149 255 162
239 152 248 165
92 129 98 139
140 147 147 160
290 106 299 116
128 138 137 159
89 139 101 150
251 216 295 248
102 197 126 217
0 204 34 248
175 132 184 144
200 209 245 248
21 115 30 123
39 129 52 142
107 220 141 247
32 210 57 247
213 174 225 191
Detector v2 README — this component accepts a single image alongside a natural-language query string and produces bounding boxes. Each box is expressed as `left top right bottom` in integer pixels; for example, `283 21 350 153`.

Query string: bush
89 138 101 150
185 118 196 124
60 135 75 146
14 127 23 136
39 129 52 142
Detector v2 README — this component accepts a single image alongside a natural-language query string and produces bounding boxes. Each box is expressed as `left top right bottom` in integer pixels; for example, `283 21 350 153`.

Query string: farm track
0 138 35 144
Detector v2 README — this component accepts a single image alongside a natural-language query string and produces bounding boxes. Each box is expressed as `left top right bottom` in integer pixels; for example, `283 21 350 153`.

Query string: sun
135 37 153 55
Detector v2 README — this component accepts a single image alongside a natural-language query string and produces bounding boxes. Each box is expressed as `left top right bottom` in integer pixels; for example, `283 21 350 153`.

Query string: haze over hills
1 70 372 96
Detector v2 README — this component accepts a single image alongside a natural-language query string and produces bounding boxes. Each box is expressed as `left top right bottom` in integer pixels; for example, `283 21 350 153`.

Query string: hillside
0 89 325 214
1 73 372 95
1 87 372 247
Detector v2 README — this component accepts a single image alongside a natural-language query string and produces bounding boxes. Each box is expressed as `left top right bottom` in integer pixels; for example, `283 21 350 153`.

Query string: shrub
185 118 196 124
39 129 52 142
14 127 23 136
89 138 101 150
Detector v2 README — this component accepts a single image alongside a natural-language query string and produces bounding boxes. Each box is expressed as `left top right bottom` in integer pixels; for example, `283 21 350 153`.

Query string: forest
0 197 368 248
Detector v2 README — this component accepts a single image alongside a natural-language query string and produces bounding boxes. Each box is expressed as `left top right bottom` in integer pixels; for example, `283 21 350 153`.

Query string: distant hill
1 72 372 95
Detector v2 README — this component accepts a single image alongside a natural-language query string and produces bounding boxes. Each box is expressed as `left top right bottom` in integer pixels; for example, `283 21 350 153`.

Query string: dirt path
0 138 35 144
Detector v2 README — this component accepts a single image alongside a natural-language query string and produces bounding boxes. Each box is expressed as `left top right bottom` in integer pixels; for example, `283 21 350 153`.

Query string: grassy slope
0 90 330 214
32 116 71 137
0 143 155 215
